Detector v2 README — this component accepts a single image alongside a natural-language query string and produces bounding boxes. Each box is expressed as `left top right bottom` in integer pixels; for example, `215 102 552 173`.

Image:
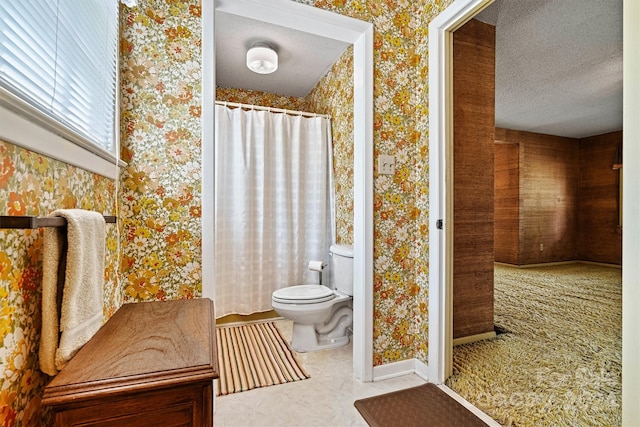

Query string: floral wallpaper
119 0 203 303
305 0 452 365
0 141 118 425
304 45 354 245
216 87 308 112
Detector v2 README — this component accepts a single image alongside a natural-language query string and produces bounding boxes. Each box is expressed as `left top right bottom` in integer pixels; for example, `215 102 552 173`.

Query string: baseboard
453 331 496 346
495 260 621 269
373 359 416 381
496 261 577 268
372 358 430 382
577 260 622 269
216 311 283 327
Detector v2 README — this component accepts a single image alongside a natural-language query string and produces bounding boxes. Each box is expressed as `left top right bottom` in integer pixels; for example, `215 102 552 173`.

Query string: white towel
39 209 105 375
40 226 65 376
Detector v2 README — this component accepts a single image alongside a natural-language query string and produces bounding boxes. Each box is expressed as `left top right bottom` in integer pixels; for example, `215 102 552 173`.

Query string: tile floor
213 320 427 427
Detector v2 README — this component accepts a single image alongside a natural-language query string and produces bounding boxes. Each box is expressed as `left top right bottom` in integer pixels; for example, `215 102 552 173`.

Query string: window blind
0 0 118 155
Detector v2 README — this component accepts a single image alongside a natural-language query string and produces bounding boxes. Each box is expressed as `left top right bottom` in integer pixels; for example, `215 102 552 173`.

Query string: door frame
202 0 375 381
427 0 494 383
430 7 640 425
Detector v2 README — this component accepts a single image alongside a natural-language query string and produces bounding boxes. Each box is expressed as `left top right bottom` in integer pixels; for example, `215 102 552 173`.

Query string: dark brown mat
354 383 489 427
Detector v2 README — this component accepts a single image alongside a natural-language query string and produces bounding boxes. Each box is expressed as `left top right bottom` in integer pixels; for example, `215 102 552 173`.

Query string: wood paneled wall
494 129 622 266
494 141 520 265
452 19 495 339
520 131 580 264
578 131 622 264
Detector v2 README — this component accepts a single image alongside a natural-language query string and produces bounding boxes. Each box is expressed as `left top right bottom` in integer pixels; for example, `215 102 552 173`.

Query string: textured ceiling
215 11 350 98
476 0 623 138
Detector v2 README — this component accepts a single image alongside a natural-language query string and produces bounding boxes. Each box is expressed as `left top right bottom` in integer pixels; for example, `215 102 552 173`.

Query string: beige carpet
446 263 622 426
216 322 310 396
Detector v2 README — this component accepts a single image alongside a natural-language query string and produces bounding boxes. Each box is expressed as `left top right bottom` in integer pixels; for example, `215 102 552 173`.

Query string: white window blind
0 0 118 158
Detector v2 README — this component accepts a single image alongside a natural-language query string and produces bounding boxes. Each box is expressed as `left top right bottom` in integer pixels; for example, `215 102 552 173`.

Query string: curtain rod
215 100 331 120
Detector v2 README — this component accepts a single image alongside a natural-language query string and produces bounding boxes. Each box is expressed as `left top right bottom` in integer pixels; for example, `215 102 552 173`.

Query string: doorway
201 0 375 381
429 0 629 422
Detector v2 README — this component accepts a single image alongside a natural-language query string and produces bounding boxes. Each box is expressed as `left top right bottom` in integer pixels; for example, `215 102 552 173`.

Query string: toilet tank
330 244 353 296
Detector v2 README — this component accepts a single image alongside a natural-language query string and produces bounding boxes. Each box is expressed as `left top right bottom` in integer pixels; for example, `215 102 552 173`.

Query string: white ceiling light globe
246 44 278 74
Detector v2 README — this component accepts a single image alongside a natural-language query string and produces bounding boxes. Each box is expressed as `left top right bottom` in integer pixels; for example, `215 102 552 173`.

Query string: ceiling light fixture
246 43 278 75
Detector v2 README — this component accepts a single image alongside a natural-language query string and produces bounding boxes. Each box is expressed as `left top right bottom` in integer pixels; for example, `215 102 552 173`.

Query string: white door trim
427 0 494 384
202 0 375 381
622 1 640 423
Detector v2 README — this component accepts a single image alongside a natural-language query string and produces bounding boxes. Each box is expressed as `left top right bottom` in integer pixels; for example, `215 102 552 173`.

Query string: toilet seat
272 285 336 304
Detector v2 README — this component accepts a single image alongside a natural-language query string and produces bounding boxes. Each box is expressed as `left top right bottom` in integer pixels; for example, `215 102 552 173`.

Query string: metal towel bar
0 215 117 229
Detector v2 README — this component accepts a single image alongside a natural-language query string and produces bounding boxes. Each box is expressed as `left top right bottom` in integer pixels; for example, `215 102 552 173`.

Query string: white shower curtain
214 105 334 317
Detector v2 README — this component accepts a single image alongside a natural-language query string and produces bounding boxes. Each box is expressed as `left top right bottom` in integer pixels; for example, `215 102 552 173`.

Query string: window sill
0 105 122 180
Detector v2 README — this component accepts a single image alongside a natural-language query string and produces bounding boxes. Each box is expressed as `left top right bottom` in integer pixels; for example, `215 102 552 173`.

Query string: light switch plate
379 154 395 175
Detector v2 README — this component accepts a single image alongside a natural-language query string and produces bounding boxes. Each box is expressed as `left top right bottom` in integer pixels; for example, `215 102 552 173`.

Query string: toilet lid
273 285 336 304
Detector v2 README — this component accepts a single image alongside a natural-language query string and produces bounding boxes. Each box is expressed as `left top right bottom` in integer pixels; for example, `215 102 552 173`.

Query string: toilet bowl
272 244 353 352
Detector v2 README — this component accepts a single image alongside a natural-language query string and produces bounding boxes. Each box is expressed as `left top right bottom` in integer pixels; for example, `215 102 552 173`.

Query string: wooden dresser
42 298 218 426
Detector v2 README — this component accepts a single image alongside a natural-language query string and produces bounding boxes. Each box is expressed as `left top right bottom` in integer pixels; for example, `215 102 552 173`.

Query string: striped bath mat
215 322 310 396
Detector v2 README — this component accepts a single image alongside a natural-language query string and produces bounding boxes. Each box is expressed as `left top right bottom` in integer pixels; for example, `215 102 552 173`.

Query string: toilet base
290 323 351 353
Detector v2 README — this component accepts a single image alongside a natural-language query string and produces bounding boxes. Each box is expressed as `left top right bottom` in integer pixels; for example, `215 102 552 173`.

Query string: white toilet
271 244 353 352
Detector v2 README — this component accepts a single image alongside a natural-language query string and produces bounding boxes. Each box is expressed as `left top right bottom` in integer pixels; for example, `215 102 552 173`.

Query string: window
0 0 118 163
